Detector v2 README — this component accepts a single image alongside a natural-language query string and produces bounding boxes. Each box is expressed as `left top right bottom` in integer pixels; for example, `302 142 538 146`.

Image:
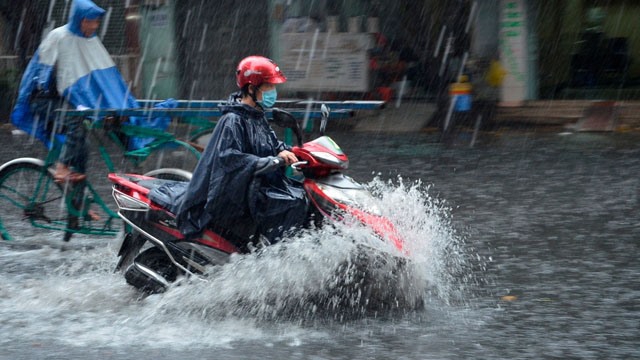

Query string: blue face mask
259 89 278 108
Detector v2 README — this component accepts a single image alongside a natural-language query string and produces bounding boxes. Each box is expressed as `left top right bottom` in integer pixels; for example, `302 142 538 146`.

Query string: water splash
366 176 475 305
136 176 475 323
0 178 479 349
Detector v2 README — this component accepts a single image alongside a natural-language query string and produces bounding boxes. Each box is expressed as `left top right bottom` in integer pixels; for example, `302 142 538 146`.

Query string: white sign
279 32 374 92
500 0 528 103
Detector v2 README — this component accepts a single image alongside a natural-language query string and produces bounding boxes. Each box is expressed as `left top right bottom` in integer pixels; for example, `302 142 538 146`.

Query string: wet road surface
1 127 639 359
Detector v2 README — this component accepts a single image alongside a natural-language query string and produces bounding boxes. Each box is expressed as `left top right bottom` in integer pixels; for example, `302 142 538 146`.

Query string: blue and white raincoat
11 0 171 149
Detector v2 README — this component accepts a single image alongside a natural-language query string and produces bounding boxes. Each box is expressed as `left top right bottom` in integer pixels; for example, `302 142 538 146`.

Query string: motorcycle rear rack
118 212 201 279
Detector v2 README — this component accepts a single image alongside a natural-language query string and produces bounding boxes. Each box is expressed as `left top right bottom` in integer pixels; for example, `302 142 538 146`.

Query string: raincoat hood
222 91 267 116
220 102 265 120
68 0 105 37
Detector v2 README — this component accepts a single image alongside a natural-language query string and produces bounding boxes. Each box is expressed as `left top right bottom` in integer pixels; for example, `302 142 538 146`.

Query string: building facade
2 0 640 111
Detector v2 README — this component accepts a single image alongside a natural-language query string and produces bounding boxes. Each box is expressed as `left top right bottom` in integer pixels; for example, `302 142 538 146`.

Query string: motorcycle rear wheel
125 246 179 294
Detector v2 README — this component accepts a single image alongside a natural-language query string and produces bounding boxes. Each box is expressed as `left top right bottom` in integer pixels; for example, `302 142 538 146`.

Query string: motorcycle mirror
320 104 329 136
272 108 304 146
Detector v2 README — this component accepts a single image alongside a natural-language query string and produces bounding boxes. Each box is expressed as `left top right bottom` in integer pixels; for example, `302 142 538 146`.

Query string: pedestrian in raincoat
176 56 308 244
10 0 172 183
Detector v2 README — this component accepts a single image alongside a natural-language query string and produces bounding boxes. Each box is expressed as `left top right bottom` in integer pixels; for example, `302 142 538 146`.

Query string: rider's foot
187 141 205 152
86 209 100 221
53 163 86 183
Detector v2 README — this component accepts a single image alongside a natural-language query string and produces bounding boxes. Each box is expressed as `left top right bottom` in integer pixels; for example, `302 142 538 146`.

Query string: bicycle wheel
144 168 192 181
0 159 67 241
130 141 200 176
189 128 214 150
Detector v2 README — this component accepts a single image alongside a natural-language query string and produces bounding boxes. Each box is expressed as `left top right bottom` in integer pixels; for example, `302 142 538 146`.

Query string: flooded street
1 127 639 359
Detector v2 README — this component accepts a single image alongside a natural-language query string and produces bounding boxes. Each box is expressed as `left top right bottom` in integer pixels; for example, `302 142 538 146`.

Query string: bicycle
0 109 201 242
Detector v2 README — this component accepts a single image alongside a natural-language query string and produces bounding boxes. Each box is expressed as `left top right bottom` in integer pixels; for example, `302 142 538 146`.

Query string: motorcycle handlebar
290 161 308 171
254 158 309 176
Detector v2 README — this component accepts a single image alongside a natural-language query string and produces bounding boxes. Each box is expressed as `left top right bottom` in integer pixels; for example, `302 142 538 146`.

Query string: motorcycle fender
115 232 147 271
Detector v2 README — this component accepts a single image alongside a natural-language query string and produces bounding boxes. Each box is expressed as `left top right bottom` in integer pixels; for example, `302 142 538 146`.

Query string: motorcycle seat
147 180 189 214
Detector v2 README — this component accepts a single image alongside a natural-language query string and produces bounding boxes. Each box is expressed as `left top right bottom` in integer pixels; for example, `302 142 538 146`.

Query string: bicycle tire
188 128 214 150
132 140 200 175
143 168 192 181
0 159 67 241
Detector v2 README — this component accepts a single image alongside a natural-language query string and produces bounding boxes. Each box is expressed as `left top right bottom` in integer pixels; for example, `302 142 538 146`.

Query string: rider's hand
277 150 298 166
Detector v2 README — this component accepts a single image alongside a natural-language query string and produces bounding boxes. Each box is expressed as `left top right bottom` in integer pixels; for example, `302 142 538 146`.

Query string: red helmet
236 56 287 88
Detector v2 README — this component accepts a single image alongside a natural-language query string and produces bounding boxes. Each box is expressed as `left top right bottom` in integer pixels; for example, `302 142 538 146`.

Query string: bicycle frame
0 114 201 241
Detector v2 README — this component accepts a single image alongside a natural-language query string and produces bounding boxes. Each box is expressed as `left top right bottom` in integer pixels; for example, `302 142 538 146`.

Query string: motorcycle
110 105 406 294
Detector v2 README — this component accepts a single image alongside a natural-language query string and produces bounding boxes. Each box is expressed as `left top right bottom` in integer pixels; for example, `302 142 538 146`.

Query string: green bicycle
0 110 200 242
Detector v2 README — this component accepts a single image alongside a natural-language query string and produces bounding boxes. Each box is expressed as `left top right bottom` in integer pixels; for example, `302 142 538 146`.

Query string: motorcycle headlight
316 184 381 215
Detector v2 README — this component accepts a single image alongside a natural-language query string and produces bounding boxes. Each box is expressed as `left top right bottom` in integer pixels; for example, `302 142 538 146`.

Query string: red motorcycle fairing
292 136 349 178
150 221 240 254
303 178 404 253
292 136 404 252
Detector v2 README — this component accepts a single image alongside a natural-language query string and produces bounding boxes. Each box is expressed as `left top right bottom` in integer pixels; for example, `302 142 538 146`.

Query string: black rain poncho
175 100 308 242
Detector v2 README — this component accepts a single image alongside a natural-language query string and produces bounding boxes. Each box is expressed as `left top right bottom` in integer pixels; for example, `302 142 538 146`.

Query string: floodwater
0 126 639 359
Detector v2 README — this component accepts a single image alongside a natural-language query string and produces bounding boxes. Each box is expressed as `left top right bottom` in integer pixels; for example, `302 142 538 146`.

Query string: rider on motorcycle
175 56 308 244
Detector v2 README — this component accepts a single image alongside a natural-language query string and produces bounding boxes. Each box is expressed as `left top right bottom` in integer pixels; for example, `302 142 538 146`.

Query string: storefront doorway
537 0 640 100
